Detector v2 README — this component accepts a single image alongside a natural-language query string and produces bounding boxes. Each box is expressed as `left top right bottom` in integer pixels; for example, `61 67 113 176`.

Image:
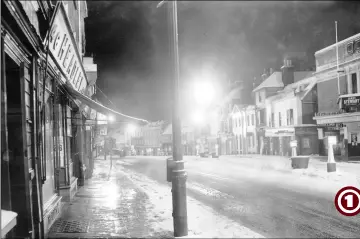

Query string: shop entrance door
5 55 35 238
349 132 360 159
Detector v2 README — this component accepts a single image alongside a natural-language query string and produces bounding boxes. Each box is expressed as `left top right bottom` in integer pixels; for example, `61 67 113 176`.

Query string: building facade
0 1 122 238
264 74 319 156
142 121 164 155
313 33 360 161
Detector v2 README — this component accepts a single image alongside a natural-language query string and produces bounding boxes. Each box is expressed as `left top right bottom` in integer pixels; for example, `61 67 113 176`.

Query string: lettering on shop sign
320 123 345 128
45 3 87 93
314 110 345 117
346 38 360 56
341 96 360 106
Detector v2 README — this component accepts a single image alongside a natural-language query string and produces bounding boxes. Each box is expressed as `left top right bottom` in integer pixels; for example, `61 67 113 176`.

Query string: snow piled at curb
117 163 265 238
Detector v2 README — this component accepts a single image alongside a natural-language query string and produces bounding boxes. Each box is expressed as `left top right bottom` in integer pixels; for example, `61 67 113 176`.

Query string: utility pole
169 0 188 237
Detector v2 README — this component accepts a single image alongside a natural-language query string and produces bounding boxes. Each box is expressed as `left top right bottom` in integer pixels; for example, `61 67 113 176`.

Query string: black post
169 1 188 237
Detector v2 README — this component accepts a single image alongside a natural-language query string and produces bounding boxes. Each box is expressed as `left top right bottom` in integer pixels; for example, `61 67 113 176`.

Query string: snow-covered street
118 155 360 238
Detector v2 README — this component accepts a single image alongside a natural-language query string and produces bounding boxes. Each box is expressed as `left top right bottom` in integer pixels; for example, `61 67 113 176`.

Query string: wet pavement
48 158 173 238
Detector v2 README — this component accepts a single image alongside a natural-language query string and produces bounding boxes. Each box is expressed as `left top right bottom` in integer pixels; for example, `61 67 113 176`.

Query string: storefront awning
64 83 148 123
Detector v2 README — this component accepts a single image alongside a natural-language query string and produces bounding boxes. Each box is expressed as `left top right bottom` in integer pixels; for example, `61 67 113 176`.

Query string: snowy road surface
116 156 360 238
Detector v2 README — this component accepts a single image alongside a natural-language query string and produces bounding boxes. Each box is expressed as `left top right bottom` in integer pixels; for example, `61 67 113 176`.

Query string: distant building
142 121 165 155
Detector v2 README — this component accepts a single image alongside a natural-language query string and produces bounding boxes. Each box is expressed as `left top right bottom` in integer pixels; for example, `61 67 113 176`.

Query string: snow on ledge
1 210 17 238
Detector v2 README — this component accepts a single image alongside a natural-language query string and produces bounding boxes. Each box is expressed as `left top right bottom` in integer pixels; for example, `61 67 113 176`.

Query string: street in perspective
1 1 360 239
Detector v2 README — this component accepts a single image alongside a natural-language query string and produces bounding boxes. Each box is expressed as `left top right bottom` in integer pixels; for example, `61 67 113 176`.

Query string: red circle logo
334 186 360 216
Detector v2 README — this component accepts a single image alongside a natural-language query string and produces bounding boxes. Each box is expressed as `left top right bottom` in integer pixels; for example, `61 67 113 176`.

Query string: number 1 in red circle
335 186 360 217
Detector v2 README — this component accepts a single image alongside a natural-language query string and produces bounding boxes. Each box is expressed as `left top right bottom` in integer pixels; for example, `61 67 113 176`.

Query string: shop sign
346 38 360 56
295 127 317 135
290 140 297 148
45 3 87 93
340 95 360 112
314 111 345 117
341 95 360 106
319 123 344 131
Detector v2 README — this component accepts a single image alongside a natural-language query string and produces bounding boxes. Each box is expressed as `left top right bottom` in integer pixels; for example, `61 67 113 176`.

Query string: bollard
290 140 298 157
327 136 337 172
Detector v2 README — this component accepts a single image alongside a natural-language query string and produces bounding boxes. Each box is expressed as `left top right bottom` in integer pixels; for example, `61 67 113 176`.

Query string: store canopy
64 83 148 123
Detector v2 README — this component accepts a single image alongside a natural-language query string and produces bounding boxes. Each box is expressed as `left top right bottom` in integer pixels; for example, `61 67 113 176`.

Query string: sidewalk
48 158 173 238
48 157 264 238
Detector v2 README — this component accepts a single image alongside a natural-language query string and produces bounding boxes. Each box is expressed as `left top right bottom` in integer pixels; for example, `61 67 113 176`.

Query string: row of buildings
1 1 143 238
220 33 360 161
116 33 360 162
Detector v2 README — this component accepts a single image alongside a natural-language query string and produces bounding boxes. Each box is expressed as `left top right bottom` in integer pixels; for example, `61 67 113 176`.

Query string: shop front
265 126 319 156
1 6 44 238
265 128 295 156
294 126 319 156
314 110 360 161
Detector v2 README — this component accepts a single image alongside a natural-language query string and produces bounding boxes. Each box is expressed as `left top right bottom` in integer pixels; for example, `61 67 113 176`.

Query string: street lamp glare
108 115 115 122
127 124 137 133
194 81 215 106
191 111 205 124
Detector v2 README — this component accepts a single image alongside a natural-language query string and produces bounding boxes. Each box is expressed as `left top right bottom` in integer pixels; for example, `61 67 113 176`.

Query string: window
302 138 310 148
251 114 255 126
279 112 282 126
258 93 262 103
351 73 358 94
271 113 274 127
287 109 294 125
247 115 250 126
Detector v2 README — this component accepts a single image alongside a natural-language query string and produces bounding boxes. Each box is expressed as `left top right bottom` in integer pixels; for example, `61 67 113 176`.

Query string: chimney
269 68 274 75
281 58 294 87
261 69 268 81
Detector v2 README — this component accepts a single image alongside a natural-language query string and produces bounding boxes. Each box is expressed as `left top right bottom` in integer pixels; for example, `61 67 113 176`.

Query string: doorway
5 54 34 237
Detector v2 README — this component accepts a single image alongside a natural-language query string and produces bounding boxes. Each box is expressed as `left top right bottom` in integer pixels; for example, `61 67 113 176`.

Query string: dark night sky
85 1 360 122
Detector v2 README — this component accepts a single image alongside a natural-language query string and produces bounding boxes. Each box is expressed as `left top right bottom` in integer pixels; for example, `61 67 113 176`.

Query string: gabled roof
252 72 283 92
266 76 317 102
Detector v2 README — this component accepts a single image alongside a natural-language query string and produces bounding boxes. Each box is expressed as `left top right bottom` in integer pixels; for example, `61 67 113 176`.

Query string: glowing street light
126 124 137 134
191 110 205 124
108 115 115 122
194 81 215 106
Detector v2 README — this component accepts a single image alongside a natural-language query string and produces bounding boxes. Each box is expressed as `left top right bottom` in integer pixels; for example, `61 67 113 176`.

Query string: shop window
351 133 358 146
41 94 56 202
302 138 310 149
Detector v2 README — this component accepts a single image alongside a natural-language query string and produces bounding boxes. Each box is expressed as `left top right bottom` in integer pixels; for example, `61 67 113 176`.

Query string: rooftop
252 72 283 92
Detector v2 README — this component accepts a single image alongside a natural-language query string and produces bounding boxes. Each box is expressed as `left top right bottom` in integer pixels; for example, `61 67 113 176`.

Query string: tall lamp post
158 0 188 237
170 1 188 237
